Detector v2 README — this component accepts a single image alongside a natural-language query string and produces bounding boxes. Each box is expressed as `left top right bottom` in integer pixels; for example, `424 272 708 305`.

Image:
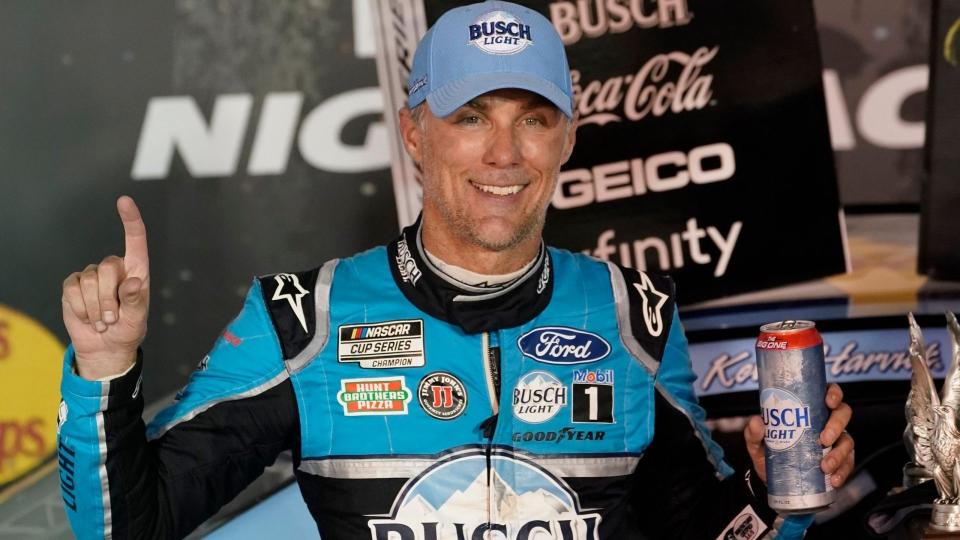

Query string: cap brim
426 71 573 119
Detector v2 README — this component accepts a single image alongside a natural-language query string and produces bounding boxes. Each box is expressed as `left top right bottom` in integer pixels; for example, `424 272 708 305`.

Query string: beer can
756 320 835 513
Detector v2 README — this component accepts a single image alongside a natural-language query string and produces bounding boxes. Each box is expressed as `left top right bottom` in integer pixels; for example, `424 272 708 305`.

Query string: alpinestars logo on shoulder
633 272 668 337
272 273 310 332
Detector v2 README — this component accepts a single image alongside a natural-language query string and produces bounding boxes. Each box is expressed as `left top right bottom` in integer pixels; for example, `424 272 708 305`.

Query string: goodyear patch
338 319 425 369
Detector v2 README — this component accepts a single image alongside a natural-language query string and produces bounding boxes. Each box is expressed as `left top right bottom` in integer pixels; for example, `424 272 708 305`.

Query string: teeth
471 182 524 196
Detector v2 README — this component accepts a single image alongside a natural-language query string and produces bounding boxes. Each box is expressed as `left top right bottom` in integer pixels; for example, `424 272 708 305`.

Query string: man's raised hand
62 196 150 380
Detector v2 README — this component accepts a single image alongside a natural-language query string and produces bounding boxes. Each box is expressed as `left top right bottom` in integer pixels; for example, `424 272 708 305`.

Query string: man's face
400 89 576 253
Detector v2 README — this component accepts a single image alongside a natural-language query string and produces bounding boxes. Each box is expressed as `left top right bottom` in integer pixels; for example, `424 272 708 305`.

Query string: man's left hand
745 383 855 486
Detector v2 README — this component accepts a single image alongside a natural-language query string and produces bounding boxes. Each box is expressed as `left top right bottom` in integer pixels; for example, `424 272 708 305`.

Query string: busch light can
757 320 835 513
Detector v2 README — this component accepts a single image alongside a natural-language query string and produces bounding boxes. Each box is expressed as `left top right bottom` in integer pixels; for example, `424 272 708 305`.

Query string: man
58 2 854 539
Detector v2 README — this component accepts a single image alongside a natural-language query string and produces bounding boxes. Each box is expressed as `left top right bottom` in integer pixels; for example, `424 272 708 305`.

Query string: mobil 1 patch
338 319 425 369
572 368 615 424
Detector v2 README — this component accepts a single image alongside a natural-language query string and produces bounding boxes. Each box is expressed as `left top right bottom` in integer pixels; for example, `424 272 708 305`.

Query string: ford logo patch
517 327 611 365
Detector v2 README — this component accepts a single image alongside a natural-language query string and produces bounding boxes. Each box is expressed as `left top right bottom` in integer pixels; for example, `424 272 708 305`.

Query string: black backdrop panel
921 0 960 279
422 0 847 304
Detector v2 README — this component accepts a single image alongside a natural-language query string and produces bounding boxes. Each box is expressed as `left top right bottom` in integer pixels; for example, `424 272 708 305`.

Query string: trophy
904 312 960 534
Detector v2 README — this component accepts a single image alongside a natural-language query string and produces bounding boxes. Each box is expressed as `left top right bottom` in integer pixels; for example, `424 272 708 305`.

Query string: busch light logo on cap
468 10 533 55
518 327 611 365
760 387 812 451
513 371 568 423
368 448 600 539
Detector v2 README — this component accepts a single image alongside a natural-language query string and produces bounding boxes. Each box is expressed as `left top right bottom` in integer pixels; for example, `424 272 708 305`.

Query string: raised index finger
117 196 149 272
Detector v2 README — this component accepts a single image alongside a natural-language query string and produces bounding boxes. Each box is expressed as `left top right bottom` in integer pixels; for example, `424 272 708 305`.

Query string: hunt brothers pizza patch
338 319 425 368
337 377 412 416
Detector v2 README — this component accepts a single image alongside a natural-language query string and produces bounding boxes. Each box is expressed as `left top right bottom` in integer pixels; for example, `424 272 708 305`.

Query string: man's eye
523 116 544 126
459 115 481 125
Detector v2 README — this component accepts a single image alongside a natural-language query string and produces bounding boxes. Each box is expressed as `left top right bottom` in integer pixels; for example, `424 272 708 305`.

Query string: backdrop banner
376 0 849 304
0 0 397 408
815 0 931 208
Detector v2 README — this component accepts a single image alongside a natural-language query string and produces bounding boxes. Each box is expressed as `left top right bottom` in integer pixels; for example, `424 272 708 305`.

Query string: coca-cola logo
572 46 717 127
518 327 611 365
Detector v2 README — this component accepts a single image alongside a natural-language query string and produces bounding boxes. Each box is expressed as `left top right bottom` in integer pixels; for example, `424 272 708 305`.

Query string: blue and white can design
517 327 611 365
757 320 836 513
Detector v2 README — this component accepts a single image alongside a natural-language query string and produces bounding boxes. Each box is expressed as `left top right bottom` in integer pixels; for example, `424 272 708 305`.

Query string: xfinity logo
518 327 610 365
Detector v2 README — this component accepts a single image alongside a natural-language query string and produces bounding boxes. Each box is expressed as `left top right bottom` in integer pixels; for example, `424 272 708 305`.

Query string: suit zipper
480 331 500 532
482 332 499 415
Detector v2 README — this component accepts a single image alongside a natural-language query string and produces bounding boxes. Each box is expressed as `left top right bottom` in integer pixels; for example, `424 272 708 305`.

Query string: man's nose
482 123 522 167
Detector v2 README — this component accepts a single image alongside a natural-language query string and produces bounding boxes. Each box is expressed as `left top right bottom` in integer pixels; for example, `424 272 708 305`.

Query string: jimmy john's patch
338 319 425 368
417 372 467 420
337 377 412 416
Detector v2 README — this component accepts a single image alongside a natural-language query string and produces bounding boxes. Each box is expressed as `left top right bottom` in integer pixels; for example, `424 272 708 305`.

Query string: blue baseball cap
407 1 574 118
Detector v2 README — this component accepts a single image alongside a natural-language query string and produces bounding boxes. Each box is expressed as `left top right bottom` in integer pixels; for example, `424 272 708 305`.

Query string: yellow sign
0 304 65 493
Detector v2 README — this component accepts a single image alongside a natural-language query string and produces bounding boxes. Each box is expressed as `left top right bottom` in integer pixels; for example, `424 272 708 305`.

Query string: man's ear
399 106 424 163
560 113 578 165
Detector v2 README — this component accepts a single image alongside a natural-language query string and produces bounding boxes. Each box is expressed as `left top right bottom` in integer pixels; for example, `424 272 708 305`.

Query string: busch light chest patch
368 448 600 539
760 387 812 450
338 319 425 369
513 371 568 423
518 327 611 365
337 377 412 416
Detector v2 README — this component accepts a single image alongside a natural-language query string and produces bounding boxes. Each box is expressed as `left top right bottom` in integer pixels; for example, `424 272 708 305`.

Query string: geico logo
550 0 692 46
131 89 389 180
0 418 46 467
552 142 735 209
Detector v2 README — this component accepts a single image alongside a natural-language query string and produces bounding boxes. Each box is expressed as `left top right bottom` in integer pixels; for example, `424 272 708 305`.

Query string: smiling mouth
470 181 526 196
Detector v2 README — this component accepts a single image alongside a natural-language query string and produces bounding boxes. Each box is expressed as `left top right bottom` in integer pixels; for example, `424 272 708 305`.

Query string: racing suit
57 217 779 539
